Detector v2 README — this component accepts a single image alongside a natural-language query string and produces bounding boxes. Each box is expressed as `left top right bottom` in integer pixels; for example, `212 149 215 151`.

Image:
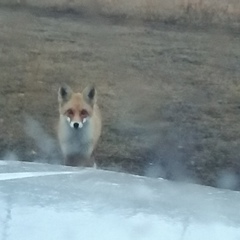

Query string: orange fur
57 84 101 167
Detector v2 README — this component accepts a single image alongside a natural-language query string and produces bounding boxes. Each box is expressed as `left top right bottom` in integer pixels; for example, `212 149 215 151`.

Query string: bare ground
0 6 240 190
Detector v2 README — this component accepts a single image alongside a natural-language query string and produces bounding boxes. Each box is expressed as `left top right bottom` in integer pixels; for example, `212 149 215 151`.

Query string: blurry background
0 0 239 189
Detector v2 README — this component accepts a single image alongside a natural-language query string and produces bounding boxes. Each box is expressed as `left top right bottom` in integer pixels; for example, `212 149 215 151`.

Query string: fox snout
71 121 83 129
73 122 81 129
67 117 87 129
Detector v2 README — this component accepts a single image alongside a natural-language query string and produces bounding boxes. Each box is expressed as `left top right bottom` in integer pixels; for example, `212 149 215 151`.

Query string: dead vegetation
0 0 240 26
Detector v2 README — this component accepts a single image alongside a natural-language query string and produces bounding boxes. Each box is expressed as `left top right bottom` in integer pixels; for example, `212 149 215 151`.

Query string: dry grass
0 0 240 26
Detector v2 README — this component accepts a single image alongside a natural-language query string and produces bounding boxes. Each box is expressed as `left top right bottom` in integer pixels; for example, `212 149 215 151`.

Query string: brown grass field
0 1 240 189
1 0 240 24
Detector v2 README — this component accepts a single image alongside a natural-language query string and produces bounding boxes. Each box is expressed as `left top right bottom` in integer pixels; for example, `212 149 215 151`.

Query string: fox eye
66 109 74 116
80 109 88 117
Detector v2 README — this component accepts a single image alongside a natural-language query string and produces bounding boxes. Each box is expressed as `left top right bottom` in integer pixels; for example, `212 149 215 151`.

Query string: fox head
58 84 97 130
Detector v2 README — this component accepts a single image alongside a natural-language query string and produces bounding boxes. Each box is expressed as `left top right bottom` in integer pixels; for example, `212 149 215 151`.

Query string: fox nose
73 122 79 129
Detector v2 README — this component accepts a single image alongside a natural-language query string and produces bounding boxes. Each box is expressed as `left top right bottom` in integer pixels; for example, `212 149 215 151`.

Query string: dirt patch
0 6 240 190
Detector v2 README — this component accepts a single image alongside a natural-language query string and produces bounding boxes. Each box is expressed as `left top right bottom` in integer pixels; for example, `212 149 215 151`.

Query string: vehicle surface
0 160 240 240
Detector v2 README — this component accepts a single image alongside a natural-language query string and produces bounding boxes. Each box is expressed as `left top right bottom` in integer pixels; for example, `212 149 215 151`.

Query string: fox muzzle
67 117 87 129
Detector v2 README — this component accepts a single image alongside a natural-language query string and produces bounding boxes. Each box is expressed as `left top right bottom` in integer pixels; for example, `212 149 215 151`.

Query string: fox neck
58 115 93 158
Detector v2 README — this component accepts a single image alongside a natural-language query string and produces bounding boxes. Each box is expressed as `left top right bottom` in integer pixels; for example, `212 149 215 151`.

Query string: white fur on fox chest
58 115 94 158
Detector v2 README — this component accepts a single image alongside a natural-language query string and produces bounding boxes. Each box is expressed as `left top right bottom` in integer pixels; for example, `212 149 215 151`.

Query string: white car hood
0 160 240 240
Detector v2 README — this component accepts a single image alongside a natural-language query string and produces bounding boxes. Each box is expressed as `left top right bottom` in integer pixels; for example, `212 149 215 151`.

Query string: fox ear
82 85 96 105
58 84 73 104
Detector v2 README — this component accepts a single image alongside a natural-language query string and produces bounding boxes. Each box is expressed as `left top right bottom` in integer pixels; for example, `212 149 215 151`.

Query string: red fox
57 84 102 167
